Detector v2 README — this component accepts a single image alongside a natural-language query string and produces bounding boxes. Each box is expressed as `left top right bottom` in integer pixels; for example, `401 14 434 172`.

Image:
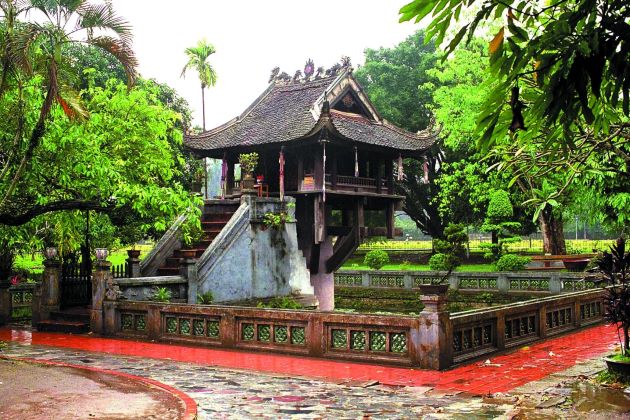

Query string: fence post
0 285 10 325
416 292 452 369
40 258 62 320
127 250 141 278
497 273 509 292
448 273 459 290
181 257 197 304
90 260 111 334
403 273 413 289
31 284 43 327
361 272 370 287
549 273 562 294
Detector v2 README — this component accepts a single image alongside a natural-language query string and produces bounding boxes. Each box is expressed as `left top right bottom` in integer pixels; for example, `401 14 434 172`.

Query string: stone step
202 212 234 222
165 257 181 268
157 266 180 276
37 319 90 334
50 309 90 323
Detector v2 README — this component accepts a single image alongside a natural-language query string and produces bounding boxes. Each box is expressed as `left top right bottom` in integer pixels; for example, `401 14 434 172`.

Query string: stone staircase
37 307 90 334
156 200 239 276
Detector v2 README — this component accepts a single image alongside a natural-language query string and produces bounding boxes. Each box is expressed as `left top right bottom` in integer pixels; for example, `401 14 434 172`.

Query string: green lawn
340 262 496 272
13 244 153 274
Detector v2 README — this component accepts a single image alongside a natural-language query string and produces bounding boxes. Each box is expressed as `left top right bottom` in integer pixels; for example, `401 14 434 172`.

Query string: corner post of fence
180 257 197 304
416 291 452 369
31 283 43 327
127 250 141 278
0 284 11 325
40 258 62 321
403 273 413 289
448 272 459 290
90 260 111 334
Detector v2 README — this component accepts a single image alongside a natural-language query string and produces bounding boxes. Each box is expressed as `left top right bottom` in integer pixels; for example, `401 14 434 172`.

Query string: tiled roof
185 73 436 154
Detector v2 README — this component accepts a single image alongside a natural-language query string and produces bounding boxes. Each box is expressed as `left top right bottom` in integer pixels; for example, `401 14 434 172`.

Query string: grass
13 244 154 274
340 261 496 272
359 238 615 254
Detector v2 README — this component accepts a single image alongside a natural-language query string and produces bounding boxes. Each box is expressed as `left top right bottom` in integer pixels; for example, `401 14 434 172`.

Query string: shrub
196 291 214 304
433 223 468 270
257 296 302 309
364 250 390 270
495 254 531 271
429 253 454 271
151 287 171 303
238 152 259 174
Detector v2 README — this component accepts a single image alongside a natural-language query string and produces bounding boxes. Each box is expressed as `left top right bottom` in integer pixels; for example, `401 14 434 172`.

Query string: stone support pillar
90 260 111 335
40 259 62 320
310 236 335 311
181 258 198 304
416 293 452 369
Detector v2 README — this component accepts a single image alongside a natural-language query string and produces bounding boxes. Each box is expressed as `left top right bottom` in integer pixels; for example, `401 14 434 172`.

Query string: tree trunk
625 325 630 356
539 206 566 255
0 246 14 286
201 86 206 131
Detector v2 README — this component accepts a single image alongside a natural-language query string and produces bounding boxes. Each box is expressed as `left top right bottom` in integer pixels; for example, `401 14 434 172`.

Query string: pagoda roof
185 68 436 157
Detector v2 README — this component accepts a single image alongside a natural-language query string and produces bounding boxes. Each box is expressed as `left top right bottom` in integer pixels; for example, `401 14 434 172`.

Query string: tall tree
0 0 137 216
181 38 217 131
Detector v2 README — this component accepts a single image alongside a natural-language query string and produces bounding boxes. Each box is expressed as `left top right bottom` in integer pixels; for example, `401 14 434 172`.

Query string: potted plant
191 167 204 193
594 238 630 376
239 152 259 192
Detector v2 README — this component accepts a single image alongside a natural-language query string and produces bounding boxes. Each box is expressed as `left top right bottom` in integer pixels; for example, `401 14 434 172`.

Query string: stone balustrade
335 270 596 294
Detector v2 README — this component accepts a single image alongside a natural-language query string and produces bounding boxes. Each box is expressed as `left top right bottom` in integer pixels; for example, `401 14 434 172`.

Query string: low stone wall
114 276 188 302
335 270 594 294
449 288 605 365
7 283 37 321
100 287 605 370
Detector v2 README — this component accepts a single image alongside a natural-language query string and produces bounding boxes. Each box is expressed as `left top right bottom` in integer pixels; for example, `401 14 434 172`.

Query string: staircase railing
140 214 187 277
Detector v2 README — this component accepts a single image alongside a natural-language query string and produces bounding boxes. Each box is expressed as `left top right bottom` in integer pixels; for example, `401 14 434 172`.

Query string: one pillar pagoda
185 61 436 310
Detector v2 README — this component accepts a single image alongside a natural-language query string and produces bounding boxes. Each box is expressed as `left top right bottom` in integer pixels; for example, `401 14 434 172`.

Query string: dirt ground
0 359 185 420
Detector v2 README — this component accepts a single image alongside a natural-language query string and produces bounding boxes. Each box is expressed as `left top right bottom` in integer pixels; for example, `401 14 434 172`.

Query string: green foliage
181 39 218 89
238 153 259 175
494 254 531 272
196 291 214 305
151 287 171 303
428 253 454 271
256 296 302 309
363 250 390 270
481 190 522 260
262 211 292 229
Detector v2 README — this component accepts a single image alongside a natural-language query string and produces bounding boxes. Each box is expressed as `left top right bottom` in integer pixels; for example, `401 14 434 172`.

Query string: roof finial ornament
325 63 342 77
341 55 352 68
293 70 303 83
315 66 325 79
304 59 315 80
268 66 280 83
276 71 291 83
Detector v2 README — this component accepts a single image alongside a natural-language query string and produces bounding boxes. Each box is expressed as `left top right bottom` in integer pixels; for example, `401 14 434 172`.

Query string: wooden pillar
314 148 324 190
386 201 395 239
386 159 394 194
226 159 235 195
297 155 304 191
376 158 383 194
353 198 364 239
331 152 338 189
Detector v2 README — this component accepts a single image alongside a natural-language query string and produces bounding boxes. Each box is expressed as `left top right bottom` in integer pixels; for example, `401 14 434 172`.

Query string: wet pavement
1 325 629 419
0 358 184 420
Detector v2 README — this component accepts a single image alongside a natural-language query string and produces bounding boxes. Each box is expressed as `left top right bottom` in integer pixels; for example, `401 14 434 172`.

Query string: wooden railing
335 270 594 294
323 174 389 192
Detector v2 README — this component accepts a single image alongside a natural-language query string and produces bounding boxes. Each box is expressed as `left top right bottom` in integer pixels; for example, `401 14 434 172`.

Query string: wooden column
376 159 383 194
331 152 338 189
353 198 364 239
386 159 394 195
386 200 395 239
297 155 304 191
314 148 324 190
226 160 235 195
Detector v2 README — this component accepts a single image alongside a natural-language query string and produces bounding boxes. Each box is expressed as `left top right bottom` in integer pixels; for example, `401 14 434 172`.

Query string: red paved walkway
0 324 618 394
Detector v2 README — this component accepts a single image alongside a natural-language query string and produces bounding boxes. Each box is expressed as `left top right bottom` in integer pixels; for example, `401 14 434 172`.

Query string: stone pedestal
417 293 452 370
90 261 111 334
40 259 61 320
310 237 335 311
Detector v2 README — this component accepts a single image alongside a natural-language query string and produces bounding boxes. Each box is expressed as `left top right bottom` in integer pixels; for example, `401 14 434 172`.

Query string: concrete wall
195 196 314 303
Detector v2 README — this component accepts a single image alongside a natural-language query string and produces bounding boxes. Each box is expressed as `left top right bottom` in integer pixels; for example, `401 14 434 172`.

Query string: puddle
571 382 630 413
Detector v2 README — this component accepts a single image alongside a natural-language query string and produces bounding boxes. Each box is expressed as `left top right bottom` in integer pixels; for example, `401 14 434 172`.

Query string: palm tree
0 0 137 208
181 39 217 130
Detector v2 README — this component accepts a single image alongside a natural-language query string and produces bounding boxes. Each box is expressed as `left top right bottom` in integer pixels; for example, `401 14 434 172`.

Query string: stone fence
114 276 188 302
98 262 605 370
1 283 37 322
335 270 595 294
